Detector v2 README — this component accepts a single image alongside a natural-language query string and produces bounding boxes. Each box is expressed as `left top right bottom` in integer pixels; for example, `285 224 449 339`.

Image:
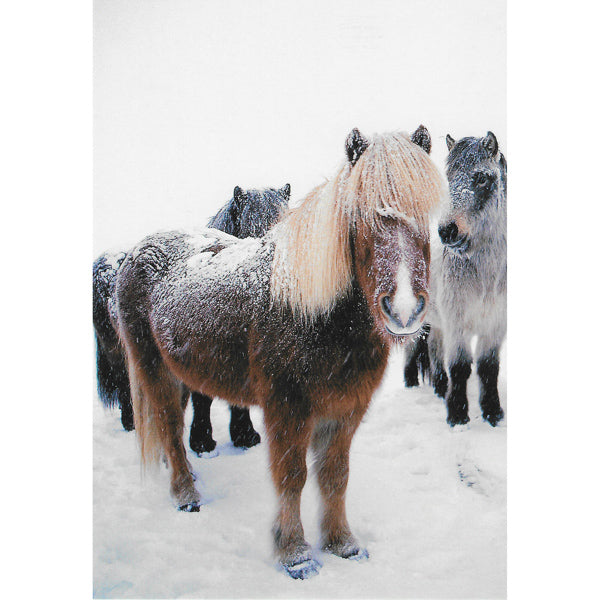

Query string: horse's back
118 228 272 402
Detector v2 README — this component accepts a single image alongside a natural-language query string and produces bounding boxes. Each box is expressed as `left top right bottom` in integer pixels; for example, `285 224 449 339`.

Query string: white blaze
392 231 417 326
393 262 416 326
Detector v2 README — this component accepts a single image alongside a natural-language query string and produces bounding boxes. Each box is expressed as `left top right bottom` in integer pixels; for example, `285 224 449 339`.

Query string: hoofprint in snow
93 345 506 599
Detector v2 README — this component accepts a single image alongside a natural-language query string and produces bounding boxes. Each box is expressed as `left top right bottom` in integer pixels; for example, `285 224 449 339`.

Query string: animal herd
93 125 506 580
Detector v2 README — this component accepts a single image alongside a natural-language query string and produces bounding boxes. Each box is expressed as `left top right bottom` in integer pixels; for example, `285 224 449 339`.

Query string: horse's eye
473 172 490 187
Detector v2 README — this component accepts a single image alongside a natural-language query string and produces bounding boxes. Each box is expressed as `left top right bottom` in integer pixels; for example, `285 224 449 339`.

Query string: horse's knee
449 357 472 383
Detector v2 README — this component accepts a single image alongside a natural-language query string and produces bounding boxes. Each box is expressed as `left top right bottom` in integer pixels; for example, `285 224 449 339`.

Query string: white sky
94 0 506 254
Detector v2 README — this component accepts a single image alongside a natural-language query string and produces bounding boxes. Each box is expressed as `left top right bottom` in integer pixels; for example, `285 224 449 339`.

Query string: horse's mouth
383 322 422 338
445 235 470 255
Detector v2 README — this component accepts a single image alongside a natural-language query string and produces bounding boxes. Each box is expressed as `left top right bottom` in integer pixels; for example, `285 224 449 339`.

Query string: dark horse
404 132 506 426
93 185 290 449
115 126 443 579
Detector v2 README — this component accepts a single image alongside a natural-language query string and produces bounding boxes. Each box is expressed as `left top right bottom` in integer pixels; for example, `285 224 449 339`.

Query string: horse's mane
270 131 445 320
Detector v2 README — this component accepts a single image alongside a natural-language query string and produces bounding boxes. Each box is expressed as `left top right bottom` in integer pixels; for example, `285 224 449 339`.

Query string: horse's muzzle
379 293 427 336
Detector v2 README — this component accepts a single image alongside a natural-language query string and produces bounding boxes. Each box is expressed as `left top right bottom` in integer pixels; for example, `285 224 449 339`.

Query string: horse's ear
446 134 456 151
281 183 291 200
345 128 369 166
411 124 432 154
233 186 244 205
482 131 499 158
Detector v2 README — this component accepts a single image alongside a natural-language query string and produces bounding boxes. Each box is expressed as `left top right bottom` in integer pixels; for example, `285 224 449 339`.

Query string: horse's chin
381 319 422 340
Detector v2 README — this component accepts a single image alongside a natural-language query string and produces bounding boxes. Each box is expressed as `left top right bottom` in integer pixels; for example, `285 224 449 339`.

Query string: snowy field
93 345 506 599
93 2 507 597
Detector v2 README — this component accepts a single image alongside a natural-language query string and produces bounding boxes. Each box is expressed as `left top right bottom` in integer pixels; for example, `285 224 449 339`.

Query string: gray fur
427 133 507 426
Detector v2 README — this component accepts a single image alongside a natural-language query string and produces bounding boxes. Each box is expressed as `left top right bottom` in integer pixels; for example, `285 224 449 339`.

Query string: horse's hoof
120 411 135 431
281 558 322 580
178 501 201 512
197 449 219 459
232 429 261 449
483 407 504 427
447 414 470 427
324 539 369 561
189 435 217 456
344 547 369 561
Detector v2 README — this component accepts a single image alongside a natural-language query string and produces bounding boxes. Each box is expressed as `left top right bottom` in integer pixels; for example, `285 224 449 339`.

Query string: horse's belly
154 306 256 404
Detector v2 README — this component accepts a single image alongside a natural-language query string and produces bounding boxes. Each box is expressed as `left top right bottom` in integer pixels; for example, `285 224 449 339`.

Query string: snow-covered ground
93 345 506 599
93 2 507 597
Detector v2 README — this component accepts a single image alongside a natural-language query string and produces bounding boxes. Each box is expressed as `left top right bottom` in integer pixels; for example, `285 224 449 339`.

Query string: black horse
93 184 290 451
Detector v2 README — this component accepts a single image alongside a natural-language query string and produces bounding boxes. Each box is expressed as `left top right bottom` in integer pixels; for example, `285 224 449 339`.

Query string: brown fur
115 127 443 576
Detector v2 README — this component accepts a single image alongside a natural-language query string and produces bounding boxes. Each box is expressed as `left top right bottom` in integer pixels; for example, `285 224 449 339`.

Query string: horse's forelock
270 131 444 320
346 132 445 233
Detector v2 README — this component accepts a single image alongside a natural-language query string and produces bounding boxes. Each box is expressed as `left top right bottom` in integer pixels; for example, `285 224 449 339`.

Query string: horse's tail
125 344 164 467
403 324 431 387
114 245 176 467
93 253 133 420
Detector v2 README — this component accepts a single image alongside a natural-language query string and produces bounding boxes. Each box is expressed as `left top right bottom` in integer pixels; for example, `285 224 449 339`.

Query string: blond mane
270 131 445 320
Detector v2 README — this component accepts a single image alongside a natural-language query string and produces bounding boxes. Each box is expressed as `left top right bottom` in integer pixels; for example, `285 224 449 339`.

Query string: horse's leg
122 326 201 511
154 377 201 510
229 406 261 448
189 392 217 455
263 395 319 579
445 338 472 426
312 418 368 560
428 326 448 399
475 339 504 426
403 324 430 388
178 388 198 479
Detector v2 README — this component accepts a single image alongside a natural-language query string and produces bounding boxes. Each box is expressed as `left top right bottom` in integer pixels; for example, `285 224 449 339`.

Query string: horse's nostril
381 295 393 317
439 222 458 245
414 293 427 317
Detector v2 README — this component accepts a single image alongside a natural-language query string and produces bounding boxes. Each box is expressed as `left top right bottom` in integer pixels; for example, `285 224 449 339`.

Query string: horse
114 126 444 579
93 185 290 445
404 132 507 427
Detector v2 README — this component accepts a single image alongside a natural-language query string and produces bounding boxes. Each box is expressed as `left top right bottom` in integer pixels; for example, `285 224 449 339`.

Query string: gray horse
404 132 506 426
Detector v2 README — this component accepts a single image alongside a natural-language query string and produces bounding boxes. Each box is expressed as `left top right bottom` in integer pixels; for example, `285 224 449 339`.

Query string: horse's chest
460 274 506 331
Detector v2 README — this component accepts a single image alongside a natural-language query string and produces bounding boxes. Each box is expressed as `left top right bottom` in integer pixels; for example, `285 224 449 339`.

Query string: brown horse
115 126 444 579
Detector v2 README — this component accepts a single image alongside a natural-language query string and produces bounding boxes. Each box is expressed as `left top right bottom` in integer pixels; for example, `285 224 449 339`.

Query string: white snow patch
186 233 264 279
94 346 506 598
